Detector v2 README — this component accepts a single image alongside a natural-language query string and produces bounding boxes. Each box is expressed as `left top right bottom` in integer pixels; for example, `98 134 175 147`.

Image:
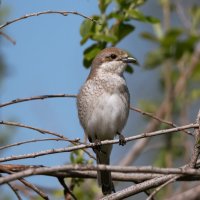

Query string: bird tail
96 146 114 195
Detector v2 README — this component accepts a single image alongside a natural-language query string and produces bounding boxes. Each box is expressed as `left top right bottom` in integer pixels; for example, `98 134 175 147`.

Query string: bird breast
86 91 129 140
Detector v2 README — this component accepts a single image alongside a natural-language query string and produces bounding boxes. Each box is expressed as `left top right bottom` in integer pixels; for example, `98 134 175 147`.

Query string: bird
77 47 137 195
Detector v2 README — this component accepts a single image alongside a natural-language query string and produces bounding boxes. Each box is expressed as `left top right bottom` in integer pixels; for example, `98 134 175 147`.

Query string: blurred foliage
0 5 10 82
67 150 99 199
79 0 200 199
80 0 159 71
0 0 199 199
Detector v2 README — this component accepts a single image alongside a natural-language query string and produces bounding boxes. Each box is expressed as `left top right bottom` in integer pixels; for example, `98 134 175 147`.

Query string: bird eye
110 54 117 59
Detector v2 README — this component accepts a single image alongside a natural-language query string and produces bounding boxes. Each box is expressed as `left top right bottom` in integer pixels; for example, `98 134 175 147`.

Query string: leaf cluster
80 0 159 72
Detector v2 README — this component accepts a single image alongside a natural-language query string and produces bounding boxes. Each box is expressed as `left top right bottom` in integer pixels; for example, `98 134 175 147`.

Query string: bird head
91 47 137 75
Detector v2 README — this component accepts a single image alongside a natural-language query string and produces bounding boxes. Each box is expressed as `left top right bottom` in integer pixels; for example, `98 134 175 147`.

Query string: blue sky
0 0 161 196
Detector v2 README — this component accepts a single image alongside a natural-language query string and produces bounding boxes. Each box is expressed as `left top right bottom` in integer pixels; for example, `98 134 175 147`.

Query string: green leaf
125 65 134 73
80 20 93 38
111 22 135 44
174 35 199 59
190 89 200 101
190 5 200 29
144 49 164 68
138 100 158 113
144 16 160 24
192 62 200 80
92 34 118 44
127 9 145 20
83 43 106 68
98 0 112 13
160 28 183 48
107 11 126 21
140 32 159 43
154 147 168 167
127 9 159 24
80 20 94 45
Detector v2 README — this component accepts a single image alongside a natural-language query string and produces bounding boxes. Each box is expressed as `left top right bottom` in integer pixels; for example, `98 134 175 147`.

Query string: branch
1 167 49 200
0 121 95 160
1 164 200 185
0 94 189 136
166 184 200 200
130 106 193 136
101 175 175 200
0 164 200 176
0 31 16 45
0 94 76 108
146 175 179 200
187 109 200 168
0 138 67 151
119 99 170 166
0 11 99 30
0 123 197 162
7 182 22 200
0 120 79 141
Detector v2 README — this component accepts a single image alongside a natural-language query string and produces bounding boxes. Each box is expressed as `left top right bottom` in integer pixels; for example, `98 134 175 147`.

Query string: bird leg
117 132 126 146
94 139 102 151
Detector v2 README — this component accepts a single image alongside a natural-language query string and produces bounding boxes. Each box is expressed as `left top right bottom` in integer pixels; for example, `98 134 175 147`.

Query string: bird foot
117 132 126 146
94 139 102 151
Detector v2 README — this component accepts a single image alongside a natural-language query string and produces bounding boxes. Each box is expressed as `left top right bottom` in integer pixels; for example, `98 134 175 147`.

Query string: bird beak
121 56 138 65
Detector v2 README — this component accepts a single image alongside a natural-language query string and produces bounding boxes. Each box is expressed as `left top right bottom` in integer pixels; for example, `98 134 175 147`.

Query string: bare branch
0 120 79 142
2 167 49 200
0 94 76 108
130 106 193 136
7 182 22 200
101 175 175 200
166 184 200 200
119 99 170 166
58 177 77 200
0 138 68 151
0 121 96 160
0 31 16 45
175 0 192 30
0 10 99 30
1 163 200 185
0 123 197 162
188 109 200 168
146 175 179 200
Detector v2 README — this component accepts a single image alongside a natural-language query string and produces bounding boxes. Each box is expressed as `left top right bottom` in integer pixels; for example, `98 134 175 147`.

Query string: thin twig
7 182 22 200
0 121 95 160
58 177 77 200
2 167 49 200
130 106 193 136
19 178 49 200
0 123 197 162
146 175 179 200
1 163 200 185
0 137 69 151
0 120 74 141
101 175 175 200
0 31 16 45
0 94 76 108
175 0 192 30
0 94 187 137
187 109 200 168
0 10 99 30
166 184 200 200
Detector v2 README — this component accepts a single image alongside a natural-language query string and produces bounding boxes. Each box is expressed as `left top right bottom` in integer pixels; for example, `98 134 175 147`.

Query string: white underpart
86 92 127 141
100 60 126 74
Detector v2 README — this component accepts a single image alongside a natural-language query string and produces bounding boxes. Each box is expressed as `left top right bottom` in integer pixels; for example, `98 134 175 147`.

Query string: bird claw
118 134 126 146
94 139 102 151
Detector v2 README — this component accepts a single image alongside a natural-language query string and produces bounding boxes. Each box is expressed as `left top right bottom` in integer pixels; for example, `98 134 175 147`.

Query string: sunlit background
1 1 199 199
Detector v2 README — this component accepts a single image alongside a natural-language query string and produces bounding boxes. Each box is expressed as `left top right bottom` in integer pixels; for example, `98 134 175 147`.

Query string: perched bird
77 47 137 195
